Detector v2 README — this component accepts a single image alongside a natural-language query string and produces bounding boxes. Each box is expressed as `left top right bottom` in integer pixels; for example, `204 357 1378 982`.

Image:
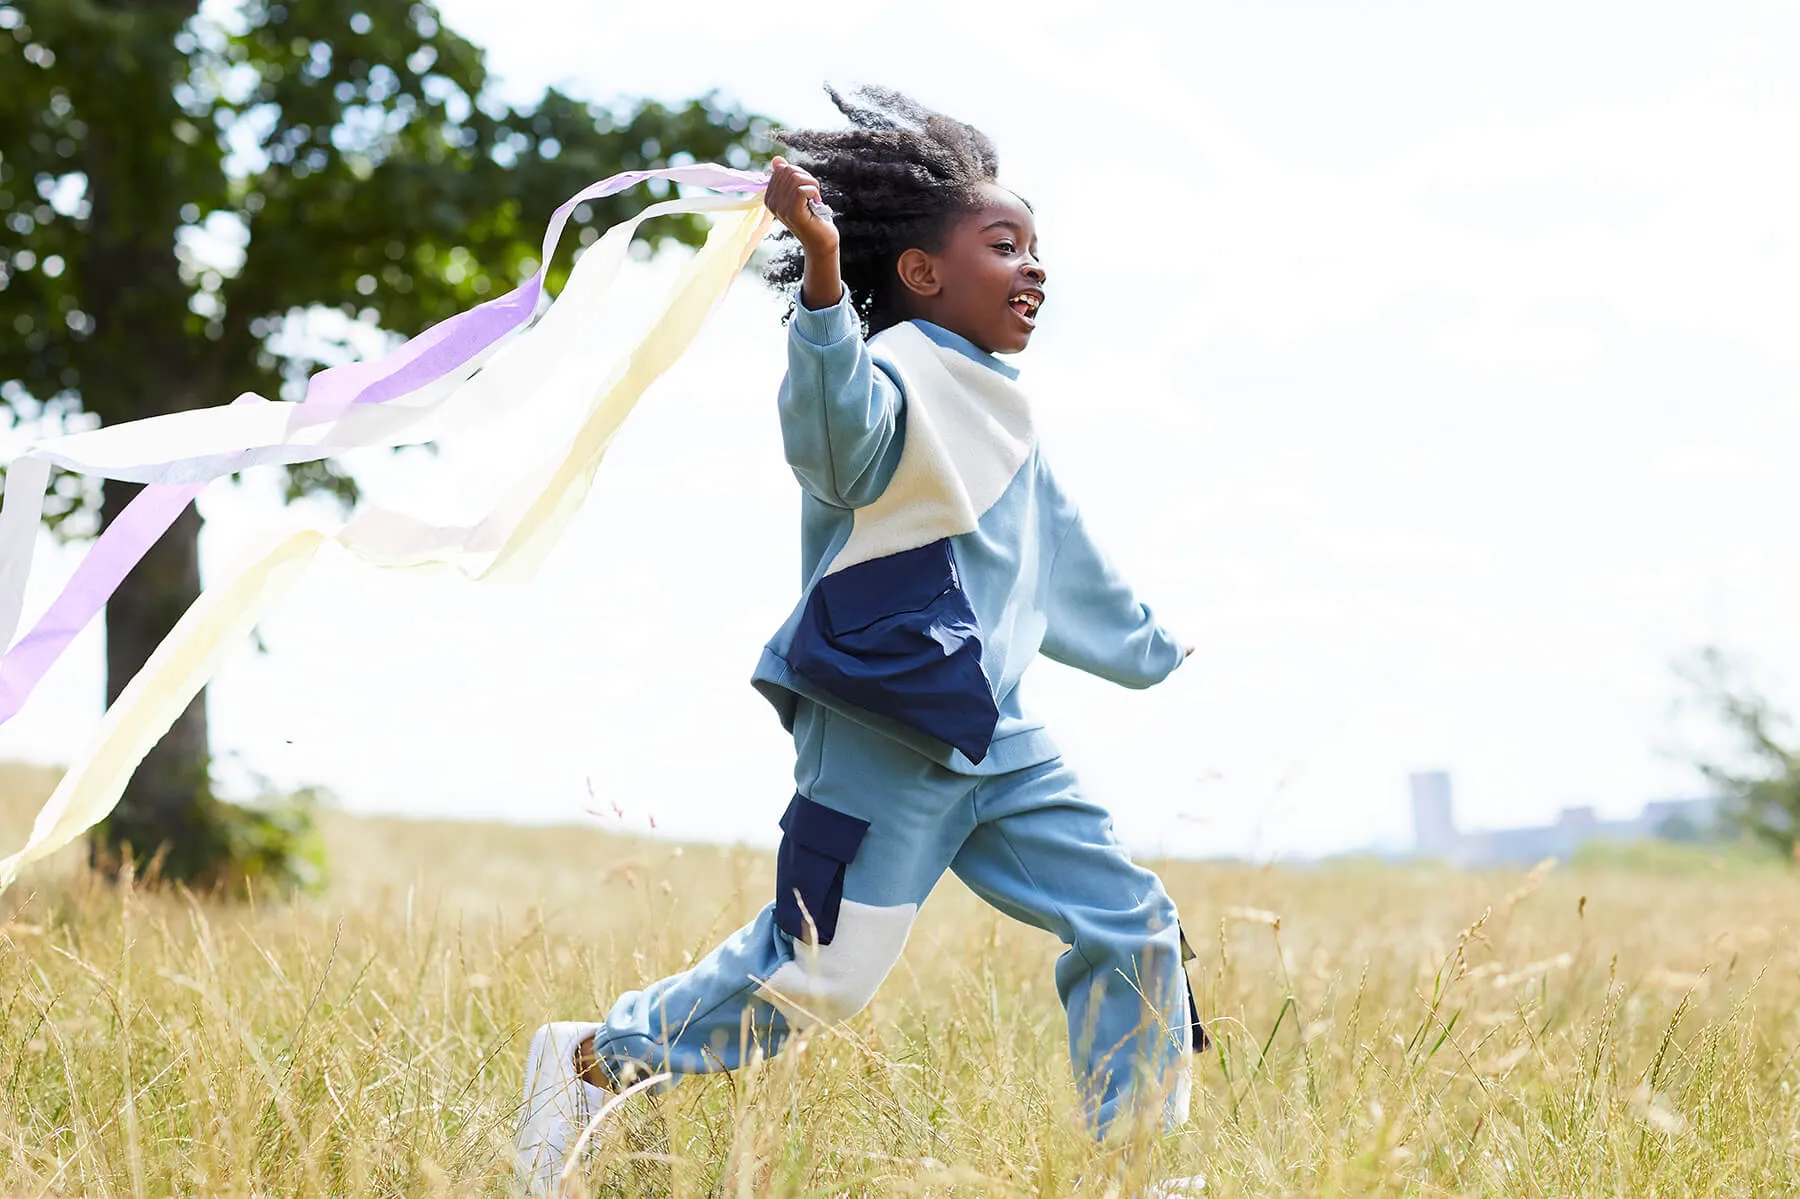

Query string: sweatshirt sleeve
776 289 905 508
1040 505 1186 688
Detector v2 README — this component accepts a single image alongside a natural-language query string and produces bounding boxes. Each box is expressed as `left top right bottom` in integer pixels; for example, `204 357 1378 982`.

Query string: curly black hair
765 86 1001 335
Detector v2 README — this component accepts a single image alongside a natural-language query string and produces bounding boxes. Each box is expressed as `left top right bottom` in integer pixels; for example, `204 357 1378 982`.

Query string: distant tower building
1411 770 1459 858
1556 806 1598 834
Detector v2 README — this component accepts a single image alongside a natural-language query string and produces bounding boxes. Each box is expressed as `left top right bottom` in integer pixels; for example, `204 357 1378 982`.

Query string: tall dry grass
4 762 1799 1196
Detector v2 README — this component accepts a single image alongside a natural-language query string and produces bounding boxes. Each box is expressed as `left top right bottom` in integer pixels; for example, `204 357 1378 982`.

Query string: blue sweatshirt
751 290 1185 776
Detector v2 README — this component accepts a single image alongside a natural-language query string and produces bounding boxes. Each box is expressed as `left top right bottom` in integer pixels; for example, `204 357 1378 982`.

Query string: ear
895 247 942 298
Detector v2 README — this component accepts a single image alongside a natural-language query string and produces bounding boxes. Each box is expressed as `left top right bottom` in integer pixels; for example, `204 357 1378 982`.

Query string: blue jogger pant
588 701 1197 1133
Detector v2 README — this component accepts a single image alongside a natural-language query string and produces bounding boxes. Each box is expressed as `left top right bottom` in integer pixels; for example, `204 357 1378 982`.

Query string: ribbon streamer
0 165 766 719
0 169 774 890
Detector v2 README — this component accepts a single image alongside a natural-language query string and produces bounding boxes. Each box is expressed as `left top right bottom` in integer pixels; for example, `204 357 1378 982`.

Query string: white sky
4 0 1798 859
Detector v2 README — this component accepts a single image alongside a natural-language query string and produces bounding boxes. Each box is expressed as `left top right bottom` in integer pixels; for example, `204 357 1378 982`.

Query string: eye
993 240 1016 254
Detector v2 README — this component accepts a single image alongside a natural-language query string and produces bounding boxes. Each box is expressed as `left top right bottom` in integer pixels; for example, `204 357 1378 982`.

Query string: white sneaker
515 1021 608 1194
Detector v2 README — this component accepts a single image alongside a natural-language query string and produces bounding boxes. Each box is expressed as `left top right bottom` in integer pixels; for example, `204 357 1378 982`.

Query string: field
3 762 1799 1197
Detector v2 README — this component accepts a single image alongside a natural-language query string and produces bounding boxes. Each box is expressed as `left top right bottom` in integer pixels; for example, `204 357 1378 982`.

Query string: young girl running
517 85 1202 1186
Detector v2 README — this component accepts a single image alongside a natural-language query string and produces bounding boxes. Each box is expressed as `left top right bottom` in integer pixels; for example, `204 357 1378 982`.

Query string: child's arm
766 157 904 509
1040 504 1188 688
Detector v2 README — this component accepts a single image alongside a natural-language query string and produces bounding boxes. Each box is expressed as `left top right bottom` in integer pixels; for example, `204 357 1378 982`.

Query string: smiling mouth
1008 291 1043 324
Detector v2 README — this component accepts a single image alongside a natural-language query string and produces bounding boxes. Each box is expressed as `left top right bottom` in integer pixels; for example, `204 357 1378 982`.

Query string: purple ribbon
0 165 769 728
0 484 207 722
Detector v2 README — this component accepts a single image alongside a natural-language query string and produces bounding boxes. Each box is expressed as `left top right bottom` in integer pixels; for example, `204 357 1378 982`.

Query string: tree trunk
93 478 213 876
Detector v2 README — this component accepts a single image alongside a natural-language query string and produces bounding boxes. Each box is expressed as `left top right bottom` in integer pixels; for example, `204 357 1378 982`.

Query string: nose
1021 259 1046 286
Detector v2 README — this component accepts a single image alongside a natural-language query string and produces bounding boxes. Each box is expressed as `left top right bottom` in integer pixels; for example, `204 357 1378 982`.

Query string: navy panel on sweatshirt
787 539 1001 763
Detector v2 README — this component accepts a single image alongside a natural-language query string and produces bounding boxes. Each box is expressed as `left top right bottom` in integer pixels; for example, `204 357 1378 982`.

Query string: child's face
895 184 1046 355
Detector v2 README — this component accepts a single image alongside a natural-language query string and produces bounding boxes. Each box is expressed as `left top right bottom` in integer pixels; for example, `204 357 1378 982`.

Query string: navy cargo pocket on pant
775 794 871 946
1179 923 1210 1053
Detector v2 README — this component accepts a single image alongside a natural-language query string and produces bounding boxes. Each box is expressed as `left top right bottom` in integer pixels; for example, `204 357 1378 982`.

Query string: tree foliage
1 0 769 517
1681 646 1800 861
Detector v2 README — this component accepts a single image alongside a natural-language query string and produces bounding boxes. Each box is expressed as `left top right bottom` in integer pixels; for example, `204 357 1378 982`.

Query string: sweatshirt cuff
1153 627 1188 682
791 287 857 347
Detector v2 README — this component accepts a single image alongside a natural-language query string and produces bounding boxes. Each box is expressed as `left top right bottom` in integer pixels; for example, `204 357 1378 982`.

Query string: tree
1680 646 1800 860
0 0 768 885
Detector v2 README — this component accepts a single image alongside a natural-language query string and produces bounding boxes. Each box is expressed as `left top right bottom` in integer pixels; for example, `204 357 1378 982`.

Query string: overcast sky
4 1 1798 859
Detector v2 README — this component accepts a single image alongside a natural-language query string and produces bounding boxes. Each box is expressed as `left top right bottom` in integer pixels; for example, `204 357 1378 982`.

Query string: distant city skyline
1408 770 1718 866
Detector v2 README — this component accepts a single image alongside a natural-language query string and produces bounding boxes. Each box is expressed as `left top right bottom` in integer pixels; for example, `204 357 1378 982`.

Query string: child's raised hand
765 156 839 258
766 156 844 310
